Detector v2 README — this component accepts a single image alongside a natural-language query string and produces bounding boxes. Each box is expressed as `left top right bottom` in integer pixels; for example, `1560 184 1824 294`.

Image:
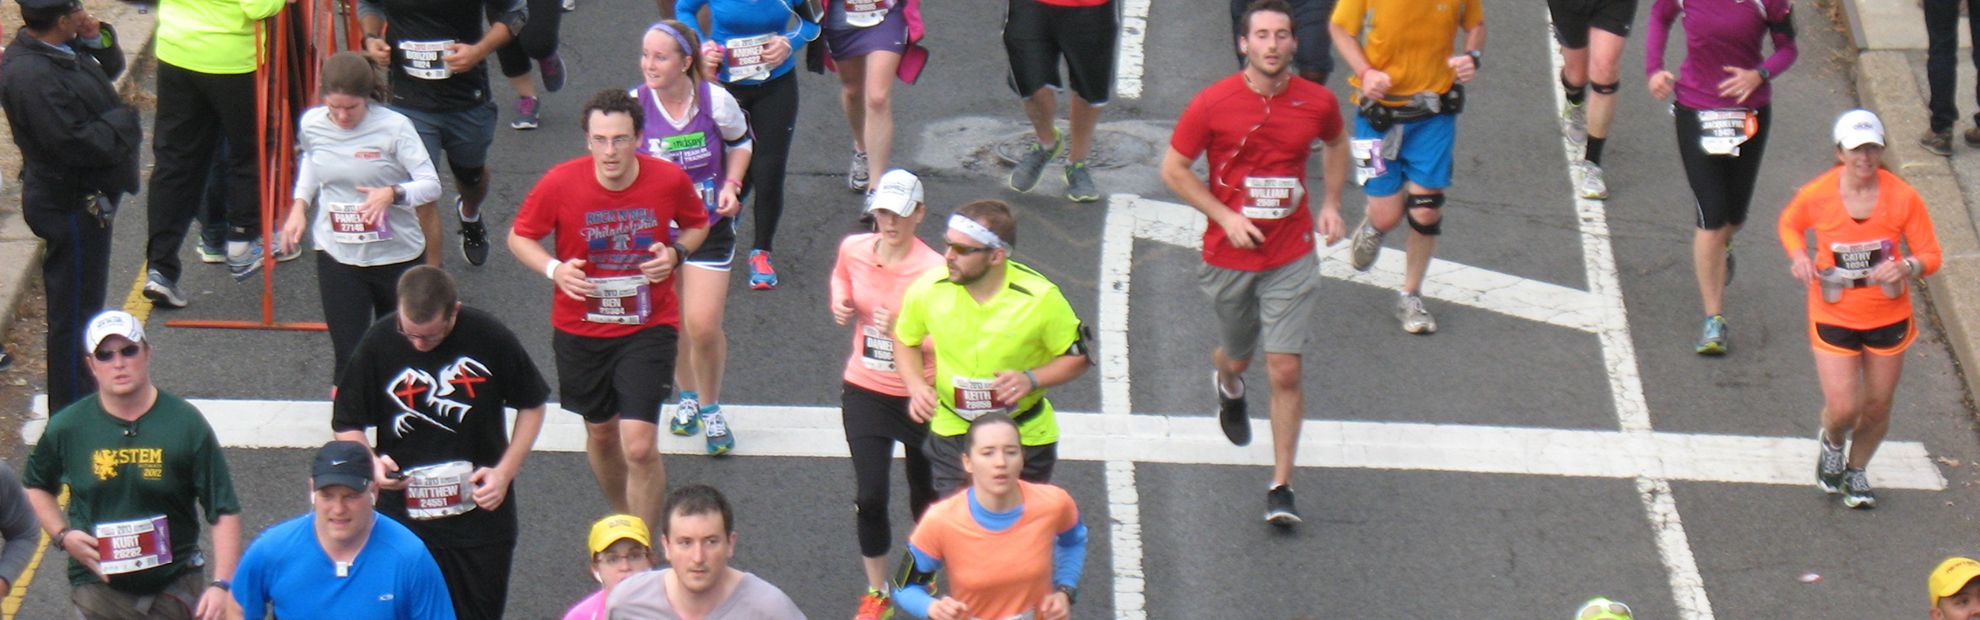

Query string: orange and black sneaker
854 588 894 620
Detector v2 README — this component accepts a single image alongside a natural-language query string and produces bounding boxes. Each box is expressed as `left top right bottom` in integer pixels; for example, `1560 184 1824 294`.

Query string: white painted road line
24 399 1947 491
1099 194 1147 619
1113 0 1149 100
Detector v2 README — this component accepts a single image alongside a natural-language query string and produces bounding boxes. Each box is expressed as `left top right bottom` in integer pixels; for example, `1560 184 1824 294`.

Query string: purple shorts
825 6 909 61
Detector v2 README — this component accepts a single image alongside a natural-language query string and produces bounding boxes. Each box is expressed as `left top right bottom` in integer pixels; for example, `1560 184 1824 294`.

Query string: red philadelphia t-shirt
1170 74 1342 272
512 155 708 338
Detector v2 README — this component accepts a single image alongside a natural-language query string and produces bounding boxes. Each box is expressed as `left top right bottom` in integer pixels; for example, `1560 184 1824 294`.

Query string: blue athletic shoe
747 250 778 290
669 392 701 436
701 405 734 456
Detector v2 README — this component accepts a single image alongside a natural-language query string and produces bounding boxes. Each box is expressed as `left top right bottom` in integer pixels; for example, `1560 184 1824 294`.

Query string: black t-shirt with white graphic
362 0 522 111
332 306 550 547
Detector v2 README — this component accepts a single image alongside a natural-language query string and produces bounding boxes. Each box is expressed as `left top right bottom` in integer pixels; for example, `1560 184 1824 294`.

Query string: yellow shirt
1333 0 1483 104
894 261 1083 444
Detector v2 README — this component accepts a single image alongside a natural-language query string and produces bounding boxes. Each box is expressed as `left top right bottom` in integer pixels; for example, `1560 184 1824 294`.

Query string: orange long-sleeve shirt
1777 167 1941 329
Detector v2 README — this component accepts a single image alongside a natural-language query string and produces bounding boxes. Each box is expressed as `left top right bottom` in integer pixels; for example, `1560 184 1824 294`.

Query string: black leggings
494 0 562 78
317 252 420 385
146 62 261 282
1673 104 1771 230
726 72 799 252
842 382 936 558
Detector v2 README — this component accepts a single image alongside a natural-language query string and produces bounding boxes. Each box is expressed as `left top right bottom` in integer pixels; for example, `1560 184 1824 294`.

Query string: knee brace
1405 193 1444 236
1591 80 1620 96
1560 75 1587 105
449 164 486 190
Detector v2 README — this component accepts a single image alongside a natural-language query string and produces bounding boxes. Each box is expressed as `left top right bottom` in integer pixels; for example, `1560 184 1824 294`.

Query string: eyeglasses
396 319 451 345
946 243 994 256
588 135 638 149
92 343 141 362
595 549 649 566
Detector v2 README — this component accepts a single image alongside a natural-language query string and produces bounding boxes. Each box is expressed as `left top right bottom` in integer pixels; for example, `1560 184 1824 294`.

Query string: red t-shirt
512 155 708 338
1170 73 1343 272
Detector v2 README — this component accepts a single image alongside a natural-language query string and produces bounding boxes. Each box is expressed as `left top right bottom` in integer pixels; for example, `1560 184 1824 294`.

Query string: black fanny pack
1359 84 1466 132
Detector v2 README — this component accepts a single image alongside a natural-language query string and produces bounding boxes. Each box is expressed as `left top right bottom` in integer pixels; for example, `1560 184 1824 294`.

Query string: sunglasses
946 243 994 256
92 343 141 362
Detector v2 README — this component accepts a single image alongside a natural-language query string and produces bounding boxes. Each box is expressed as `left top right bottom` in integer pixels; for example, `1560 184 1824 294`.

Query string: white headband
948 214 1006 249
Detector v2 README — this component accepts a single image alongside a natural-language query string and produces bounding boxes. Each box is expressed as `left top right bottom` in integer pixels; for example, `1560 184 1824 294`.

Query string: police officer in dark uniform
0 0 140 412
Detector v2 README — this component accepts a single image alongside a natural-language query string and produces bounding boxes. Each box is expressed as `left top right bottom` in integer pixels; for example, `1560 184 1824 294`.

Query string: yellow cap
1932 557 1980 607
587 514 651 555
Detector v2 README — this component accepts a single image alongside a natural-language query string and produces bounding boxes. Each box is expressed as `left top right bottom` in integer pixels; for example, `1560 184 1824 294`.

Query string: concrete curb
0 1 158 340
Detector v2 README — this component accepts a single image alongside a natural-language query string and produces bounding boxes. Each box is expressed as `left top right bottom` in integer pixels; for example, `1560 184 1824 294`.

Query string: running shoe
196 238 226 264
701 405 735 456
274 238 303 262
670 394 702 436
1396 293 1437 335
510 96 541 130
226 241 265 282
1966 126 1980 148
1265 485 1301 526
1348 216 1384 271
1213 371 1250 446
1065 160 1101 203
1841 468 1875 509
1571 160 1609 200
459 199 490 266
1723 243 1736 286
848 150 870 192
1008 128 1064 193
143 269 188 308
539 53 566 92
1695 314 1728 356
747 249 777 290
1921 129 1954 157
854 588 894 620
1816 430 1846 494
1561 99 1587 148
560 0 574 11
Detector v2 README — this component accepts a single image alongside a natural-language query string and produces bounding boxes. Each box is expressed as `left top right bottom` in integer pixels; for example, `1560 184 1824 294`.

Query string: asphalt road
15 1 1980 618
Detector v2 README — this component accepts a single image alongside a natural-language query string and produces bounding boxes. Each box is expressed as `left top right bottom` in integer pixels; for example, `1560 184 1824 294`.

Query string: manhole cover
989 128 1155 170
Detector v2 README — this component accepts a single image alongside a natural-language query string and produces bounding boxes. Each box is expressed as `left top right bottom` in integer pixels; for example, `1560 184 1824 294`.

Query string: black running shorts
1548 0 1639 49
1002 0 1117 105
553 325 678 424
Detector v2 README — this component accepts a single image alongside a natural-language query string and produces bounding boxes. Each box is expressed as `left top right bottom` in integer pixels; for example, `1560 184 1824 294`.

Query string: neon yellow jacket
156 0 287 74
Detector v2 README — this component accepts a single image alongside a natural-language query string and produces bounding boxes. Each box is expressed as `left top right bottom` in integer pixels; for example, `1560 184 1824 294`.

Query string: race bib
859 325 895 371
951 376 1011 420
1696 108 1758 156
725 34 776 82
95 515 172 575
1349 138 1386 186
844 0 892 27
399 40 455 80
1241 177 1302 220
585 275 652 325
1829 239 1890 281
326 201 391 244
404 461 477 520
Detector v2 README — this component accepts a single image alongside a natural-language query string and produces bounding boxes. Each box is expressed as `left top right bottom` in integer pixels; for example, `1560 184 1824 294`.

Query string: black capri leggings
1674 103 1771 230
494 0 563 78
317 252 421 385
726 71 799 253
842 382 936 558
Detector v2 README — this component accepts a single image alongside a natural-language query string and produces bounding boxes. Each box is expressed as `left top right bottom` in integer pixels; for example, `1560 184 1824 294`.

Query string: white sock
457 202 480 222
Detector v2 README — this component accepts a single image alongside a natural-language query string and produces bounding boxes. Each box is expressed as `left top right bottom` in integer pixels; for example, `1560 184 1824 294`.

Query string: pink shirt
831 233 943 395
561 590 605 620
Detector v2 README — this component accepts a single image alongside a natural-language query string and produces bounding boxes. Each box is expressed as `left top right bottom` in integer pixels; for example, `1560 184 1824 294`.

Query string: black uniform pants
22 181 112 412
146 62 259 282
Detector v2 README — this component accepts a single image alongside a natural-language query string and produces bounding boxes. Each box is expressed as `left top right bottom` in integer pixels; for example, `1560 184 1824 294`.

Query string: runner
820 0 921 196
358 0 524 266
1002 0 1116 203
229 441 455 619
282 51 443 391
1933 557 1980 619
506 89 709 528
1228 0 1335 84
23 310 242 620
0 460 35 597
1334 0 1486 335
331 266 551 618
1778 110 1939 510
606 485 805 619
632 20 755 456
495 0 566 130
828 169 943 618
1550 0 1637 199
1644 0 1796 355
1161 0 1348 526
561 514 654 620
679 0 820 290
892 414 1088 620
893 199 1091 496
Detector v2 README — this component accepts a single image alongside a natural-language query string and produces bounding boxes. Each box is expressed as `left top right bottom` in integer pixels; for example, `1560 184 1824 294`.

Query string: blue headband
647 22 694 59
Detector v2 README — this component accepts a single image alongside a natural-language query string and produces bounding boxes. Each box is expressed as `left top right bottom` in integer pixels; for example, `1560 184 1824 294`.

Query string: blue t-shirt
674 0 821 84
232 511 455 620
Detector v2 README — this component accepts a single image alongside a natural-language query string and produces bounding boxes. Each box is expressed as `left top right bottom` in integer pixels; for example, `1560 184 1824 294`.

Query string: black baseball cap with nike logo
312 441 374 492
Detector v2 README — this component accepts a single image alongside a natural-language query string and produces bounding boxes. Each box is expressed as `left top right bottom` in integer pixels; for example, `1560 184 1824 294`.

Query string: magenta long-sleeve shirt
1645 0 1798 109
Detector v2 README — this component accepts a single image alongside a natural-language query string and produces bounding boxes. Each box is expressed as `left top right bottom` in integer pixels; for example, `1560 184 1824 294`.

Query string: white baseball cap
84 310 145 352
864 169 924 217
1833 109 1886 150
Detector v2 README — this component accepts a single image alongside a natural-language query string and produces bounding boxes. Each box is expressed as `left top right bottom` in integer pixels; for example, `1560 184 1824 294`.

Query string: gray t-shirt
0 461 38 587
292 104 441 266
606 569 805 620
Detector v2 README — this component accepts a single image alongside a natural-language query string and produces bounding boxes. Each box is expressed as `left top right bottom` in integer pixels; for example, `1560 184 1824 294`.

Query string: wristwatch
1055 584 1078 606
1756 67 1772 82
1466 50 1483 70
209 579 231 592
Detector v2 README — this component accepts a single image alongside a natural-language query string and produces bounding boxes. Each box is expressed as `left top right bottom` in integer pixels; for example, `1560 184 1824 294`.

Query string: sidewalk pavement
1845 0 1980 394
0 0 157 339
